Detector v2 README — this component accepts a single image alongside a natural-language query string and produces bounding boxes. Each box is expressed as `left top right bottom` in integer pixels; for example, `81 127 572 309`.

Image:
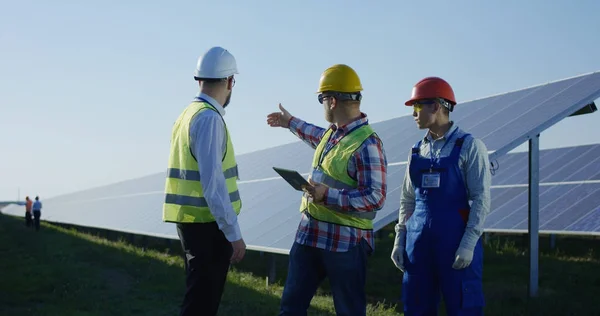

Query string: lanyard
318 122 365 167
428 128 457 171
194 96 209 104
318 128 337 167
194 96 220 114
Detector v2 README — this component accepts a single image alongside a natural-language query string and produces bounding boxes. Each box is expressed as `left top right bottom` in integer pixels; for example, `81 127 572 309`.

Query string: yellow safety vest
162 101 241 223
299 124 378 229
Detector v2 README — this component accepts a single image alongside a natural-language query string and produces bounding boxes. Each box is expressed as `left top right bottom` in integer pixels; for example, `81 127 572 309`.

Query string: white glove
452 228 479 269
452 246 474 269
391 229 406 272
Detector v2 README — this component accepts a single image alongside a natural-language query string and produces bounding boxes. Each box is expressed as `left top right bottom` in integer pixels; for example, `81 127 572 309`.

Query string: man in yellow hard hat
163 46 246 316
267 64 388 315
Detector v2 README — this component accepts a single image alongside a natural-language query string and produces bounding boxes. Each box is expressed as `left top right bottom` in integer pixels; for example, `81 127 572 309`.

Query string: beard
323 104 333 123
324 108 334 123
223 91 232 108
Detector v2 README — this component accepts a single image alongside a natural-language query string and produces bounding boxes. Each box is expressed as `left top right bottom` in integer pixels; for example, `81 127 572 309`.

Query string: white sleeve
459 137 491 250
395 149 415 233
189 111 242 242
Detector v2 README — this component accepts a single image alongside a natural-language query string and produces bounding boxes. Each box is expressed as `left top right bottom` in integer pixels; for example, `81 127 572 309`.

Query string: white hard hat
194 46 238 80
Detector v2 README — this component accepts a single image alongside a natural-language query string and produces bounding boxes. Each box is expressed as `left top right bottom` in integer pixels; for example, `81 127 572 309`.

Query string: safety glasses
318 94 333 104
411 99 437 112
318 92 362 104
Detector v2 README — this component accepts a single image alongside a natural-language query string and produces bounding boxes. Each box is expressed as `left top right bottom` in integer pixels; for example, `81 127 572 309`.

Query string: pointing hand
266 103 292 128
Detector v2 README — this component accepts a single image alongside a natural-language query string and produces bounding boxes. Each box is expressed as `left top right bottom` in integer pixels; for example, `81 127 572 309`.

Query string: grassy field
1 213 599 315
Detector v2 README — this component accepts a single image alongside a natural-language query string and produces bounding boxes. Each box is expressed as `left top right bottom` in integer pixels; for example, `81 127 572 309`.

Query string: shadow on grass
235 225 600 315
229 235 404 313
0 214 335 316
5 212 600 315
478 233 600 315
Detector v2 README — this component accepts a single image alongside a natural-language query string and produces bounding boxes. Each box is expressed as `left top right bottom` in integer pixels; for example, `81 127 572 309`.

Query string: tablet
272 167 310 191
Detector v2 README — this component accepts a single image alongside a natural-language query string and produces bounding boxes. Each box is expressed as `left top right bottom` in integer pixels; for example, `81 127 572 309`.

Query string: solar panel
487 183 600 233
3 72 600 253
479 143 600 234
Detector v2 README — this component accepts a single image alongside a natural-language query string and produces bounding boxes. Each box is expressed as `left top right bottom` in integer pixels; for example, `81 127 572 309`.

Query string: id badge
422 173 441 188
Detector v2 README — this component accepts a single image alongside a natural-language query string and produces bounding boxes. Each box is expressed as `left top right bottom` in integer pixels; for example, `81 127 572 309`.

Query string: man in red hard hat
391 77 491 315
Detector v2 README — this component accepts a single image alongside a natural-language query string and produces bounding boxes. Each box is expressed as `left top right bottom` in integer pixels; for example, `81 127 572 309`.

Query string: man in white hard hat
162 46 246 316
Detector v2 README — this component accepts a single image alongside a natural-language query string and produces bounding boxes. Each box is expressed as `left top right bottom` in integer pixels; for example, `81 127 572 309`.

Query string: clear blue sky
1 0 600 200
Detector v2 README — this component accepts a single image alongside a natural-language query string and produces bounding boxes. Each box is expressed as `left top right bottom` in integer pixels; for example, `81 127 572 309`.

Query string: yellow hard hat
317 64 363 93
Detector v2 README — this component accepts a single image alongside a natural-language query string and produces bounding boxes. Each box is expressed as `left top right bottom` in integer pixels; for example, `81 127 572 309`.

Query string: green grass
1 214 599 315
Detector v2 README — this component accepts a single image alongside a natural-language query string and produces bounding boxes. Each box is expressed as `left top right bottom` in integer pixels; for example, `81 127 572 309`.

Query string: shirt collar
329 112 369 134
424 121 457 142
194 92 226 116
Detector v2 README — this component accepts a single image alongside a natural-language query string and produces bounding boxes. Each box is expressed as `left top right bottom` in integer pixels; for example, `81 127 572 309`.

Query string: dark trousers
176 222 233 316
33 211 41 231
25 212 33 227
279 240 369 316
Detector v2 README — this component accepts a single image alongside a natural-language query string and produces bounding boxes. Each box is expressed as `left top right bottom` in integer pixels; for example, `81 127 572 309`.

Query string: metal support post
528 134 540 297
266 254 276 288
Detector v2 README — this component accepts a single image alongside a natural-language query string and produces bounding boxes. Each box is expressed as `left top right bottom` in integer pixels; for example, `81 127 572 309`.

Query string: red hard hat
404 77 457 106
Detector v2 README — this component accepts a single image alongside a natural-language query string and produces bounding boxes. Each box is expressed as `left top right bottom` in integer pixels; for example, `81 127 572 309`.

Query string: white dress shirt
188 93 242 242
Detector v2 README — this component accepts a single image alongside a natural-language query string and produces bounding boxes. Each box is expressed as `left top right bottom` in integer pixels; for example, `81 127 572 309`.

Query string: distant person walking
32 196 42 231
25 196 33 227
162 46 246 316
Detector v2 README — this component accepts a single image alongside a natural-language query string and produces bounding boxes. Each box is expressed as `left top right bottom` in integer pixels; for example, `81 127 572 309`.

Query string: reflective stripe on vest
166 166 239 182
299 124 378 229
162 101 241 223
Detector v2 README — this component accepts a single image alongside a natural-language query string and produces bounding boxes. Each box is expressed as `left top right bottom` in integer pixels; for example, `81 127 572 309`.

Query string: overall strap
450 134 471 159
412 140 422 156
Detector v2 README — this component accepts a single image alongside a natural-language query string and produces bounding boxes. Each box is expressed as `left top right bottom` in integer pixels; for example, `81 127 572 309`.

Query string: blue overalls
402 131 485 315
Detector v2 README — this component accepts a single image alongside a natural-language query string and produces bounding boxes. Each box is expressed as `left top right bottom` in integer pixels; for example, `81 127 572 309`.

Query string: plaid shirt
288 113 388 252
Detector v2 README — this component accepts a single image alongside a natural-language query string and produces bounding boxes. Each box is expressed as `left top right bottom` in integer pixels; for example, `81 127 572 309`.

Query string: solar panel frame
485 73 600 161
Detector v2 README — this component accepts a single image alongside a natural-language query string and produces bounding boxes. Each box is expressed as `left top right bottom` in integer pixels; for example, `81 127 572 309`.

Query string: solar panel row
2 72 600 254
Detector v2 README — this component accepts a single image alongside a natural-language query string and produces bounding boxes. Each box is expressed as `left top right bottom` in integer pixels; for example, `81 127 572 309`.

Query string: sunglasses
318 94 333 104
411 100 437 112
317 93 362 104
